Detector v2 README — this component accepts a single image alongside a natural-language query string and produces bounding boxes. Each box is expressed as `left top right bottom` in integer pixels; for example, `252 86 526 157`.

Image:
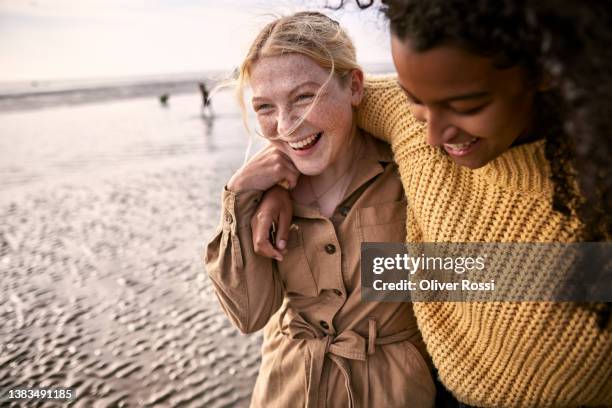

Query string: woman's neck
306 127 363 216
312 132 361 193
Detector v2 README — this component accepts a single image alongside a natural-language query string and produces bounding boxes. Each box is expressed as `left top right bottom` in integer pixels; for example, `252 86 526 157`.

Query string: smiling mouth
288 132 322 150
443 137 479 155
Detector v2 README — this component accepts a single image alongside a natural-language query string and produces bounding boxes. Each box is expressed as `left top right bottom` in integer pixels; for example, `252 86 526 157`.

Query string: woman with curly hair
251 0 612 406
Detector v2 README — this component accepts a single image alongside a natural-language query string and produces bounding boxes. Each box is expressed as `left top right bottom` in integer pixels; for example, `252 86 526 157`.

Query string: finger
251 212 284 261
276 158 300 189
246 158 294 191
254 236 284 261
277 179 291 189
283 169 300 189
275 151 299 173
274 204 293 251
269 163 299 190
273 155 300 189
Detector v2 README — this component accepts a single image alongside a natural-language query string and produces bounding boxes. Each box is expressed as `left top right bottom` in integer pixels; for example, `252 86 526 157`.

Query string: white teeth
444 137 478 150
288 133 318 149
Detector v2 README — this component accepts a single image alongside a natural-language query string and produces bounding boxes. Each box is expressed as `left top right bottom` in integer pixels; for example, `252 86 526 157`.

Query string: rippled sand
0 93 266 407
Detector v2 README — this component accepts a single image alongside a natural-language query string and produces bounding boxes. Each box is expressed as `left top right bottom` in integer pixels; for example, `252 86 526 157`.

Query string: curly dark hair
340 0 611 324
530 0 612 328
380 0 611 240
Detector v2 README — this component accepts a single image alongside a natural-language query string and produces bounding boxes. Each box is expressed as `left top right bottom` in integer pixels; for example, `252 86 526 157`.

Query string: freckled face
249 54 356 176
391 34 536 169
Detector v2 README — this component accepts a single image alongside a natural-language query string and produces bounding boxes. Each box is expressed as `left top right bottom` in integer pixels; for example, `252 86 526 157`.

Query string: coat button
324 244 336 254
319 321 329 330
339 206 350 216
333 289 342 297
224 213 233 224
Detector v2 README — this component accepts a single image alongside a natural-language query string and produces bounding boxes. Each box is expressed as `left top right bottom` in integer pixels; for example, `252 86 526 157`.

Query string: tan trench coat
205 134 435 407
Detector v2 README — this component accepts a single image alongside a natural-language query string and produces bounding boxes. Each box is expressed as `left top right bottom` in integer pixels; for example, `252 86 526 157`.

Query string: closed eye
403 91 423 106
397 82 423 105
296 93 314 102
254 103 273 112
454 103 488 115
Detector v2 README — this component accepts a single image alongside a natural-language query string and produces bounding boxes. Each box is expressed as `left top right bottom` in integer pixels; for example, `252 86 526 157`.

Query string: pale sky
0 0 392 82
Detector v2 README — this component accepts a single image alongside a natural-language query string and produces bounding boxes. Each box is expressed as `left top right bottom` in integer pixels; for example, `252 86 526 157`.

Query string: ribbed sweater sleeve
358 74 421 144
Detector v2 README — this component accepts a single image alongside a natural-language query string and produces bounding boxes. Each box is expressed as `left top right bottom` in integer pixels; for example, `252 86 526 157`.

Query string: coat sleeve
204 188 284 334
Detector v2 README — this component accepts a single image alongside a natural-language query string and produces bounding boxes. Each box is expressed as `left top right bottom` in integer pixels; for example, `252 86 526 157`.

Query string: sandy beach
0 90 266 407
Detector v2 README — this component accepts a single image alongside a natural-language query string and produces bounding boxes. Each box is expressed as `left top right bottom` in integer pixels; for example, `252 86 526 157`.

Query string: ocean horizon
0 62 395 113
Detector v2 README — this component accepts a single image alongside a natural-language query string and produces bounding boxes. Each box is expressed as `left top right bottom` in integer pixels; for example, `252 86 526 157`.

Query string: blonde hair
236 11 360 148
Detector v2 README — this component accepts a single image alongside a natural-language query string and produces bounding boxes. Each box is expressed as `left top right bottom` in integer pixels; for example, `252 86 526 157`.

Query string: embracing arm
204 188 284 334
205 144 299 332
357 74 424 147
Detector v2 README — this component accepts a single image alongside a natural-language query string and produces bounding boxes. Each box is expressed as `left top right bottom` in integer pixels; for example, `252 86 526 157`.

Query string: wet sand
0 92 266 407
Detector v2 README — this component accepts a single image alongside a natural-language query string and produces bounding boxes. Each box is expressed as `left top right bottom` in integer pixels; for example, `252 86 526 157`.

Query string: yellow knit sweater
357 75 612 407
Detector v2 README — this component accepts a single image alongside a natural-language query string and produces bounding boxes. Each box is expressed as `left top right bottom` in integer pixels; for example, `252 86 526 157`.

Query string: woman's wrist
226 179 264 194
227 173 247 192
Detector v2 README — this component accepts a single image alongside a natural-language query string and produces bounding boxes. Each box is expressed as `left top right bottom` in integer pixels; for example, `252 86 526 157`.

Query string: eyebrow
397 81 491 104
252 80 322 103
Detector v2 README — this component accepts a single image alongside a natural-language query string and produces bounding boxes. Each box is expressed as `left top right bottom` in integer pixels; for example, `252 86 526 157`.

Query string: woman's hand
251 186 293 261
227 144 300 192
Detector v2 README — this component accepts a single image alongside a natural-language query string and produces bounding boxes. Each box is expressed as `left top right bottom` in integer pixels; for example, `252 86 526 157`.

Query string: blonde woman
205 11 435 408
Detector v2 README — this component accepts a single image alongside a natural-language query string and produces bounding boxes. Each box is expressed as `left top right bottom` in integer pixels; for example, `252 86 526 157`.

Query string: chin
295 163 325 176
453 156 490 170
292 154 331 176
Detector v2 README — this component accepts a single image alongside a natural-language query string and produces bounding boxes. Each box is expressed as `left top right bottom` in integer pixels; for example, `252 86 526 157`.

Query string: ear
348 69 364 106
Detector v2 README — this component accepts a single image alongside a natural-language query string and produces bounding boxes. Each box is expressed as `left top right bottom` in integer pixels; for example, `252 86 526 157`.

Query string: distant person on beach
159 93 169 106
250 1 612 407
198 82 214 117
205 12 435 407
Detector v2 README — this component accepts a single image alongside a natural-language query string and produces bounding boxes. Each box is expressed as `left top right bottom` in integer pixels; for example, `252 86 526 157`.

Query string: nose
420 107 456 146
276 107 298 138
